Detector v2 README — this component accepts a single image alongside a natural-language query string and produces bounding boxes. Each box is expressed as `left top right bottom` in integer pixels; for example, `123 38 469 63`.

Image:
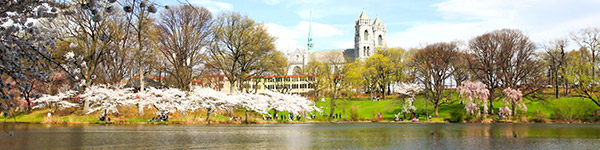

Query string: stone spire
359 10 369 19
307 10 314 51
374 17 382 25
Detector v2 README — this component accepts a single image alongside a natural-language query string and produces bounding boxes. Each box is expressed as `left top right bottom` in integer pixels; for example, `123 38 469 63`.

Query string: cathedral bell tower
354 11 386 61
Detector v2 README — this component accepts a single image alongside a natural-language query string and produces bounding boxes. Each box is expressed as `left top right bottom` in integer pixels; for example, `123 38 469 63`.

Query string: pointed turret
373 17 383 25
359 11 369 19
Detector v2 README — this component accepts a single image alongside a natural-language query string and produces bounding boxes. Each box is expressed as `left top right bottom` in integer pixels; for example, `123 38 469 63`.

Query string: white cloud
296 21 343 38
387 22 489 48
296 9 325 20
390 0 600 49
261 0 280 5
434 0 527 20
264 21 343 51
189 0 233 12
332 41 354 49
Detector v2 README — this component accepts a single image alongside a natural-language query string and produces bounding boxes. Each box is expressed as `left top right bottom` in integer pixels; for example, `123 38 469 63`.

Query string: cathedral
287 11 387 74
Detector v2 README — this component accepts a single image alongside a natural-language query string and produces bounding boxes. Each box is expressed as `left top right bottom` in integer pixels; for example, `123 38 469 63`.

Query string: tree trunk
488 87 495 115
434 102 439 117
137 103 144 115
381 83 386 99
512 102 517 117
229 80 236 94
273 110 278 121
206 109 212 124
137 10 146 93
329 95 335 121
244 109 249 124
564 80 569 96
22 91 32 112
555 71 559 98
139 64 144 91
82 76 94 112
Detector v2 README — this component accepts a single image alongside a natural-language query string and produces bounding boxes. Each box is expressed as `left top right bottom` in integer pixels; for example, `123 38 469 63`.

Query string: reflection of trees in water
464 124 492 138
3 123 600 149
308 124 393 149
461 124 532 138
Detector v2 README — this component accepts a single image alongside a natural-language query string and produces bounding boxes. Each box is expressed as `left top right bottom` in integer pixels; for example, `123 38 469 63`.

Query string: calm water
0 123 599 149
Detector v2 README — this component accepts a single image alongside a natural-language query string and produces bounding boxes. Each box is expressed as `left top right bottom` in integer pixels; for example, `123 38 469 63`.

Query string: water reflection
0 123 599 149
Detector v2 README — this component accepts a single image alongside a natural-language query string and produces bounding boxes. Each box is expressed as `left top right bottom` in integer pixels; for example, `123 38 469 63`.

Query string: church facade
195 11 388 94
287 11 387 75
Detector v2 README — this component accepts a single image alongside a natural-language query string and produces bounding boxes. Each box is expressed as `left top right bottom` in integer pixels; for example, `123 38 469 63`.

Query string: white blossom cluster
140 87 190 116
33 85 320 117
393 83 423 114
78 85 137 114
263 91 321 115
31 90 78 110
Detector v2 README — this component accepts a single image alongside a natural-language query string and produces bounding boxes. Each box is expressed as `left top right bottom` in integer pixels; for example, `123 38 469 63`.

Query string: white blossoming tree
188 87 238 123
31 90 79 114
79 85 136 115
140 87 189 116
393 83 423 118
459 81 490 118
500 87 527 118
230 93 270 123
263 91 320 118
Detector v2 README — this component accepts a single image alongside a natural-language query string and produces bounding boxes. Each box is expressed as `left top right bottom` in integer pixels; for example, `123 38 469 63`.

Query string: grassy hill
2 91 599 124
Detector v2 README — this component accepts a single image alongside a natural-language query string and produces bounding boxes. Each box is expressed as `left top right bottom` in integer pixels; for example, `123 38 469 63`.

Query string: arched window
363 30 368 41
378 35 383 46
293 66 302 75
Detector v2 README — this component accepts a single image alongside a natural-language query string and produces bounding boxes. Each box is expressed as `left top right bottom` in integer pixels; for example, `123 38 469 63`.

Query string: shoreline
2 118 597 125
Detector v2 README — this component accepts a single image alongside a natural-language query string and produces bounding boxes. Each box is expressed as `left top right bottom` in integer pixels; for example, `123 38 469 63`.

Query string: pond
0 123 599 149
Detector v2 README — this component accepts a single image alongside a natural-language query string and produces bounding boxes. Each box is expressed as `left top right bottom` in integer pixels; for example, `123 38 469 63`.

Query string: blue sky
158 0 600 53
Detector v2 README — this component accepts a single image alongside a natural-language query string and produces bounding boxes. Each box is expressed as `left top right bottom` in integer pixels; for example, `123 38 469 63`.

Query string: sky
158 0 600 53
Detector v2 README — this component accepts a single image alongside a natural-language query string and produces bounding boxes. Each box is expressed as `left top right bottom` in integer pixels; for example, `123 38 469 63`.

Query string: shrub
349 104 359 121
446 110 465 123
465 113 480 122
551 100 597 121
531 109 548 123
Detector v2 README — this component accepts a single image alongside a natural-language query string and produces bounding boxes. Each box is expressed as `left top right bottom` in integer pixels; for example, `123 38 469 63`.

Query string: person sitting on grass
162 113 169 121
99 111 107 121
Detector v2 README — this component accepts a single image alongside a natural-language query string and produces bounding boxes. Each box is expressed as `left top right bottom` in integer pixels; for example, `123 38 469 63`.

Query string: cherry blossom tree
263 91 320 118
230 93 270 123
188 87 237 123
459 81 490 117
78 85 136 115
31 90 79 113
393 83 423 117
1 1 73 115
500 87 527 118
141 87 189 116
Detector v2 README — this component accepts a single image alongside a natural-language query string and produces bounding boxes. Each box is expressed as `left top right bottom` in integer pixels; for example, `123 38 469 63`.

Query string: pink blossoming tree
500 87 527 118
459 81 490 118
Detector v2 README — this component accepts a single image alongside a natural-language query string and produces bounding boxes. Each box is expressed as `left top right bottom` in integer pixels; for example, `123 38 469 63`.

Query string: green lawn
2 93 599 123
314 92 600 122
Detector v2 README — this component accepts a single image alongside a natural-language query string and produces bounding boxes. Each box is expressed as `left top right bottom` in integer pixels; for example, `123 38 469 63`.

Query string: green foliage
6 92 600 123
551 99 597 121
531 109 548 122
349 104 360 121
446 109 465 123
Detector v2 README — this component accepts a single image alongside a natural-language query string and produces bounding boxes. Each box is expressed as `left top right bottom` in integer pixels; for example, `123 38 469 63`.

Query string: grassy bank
2 93 599 124
314 93 600 123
